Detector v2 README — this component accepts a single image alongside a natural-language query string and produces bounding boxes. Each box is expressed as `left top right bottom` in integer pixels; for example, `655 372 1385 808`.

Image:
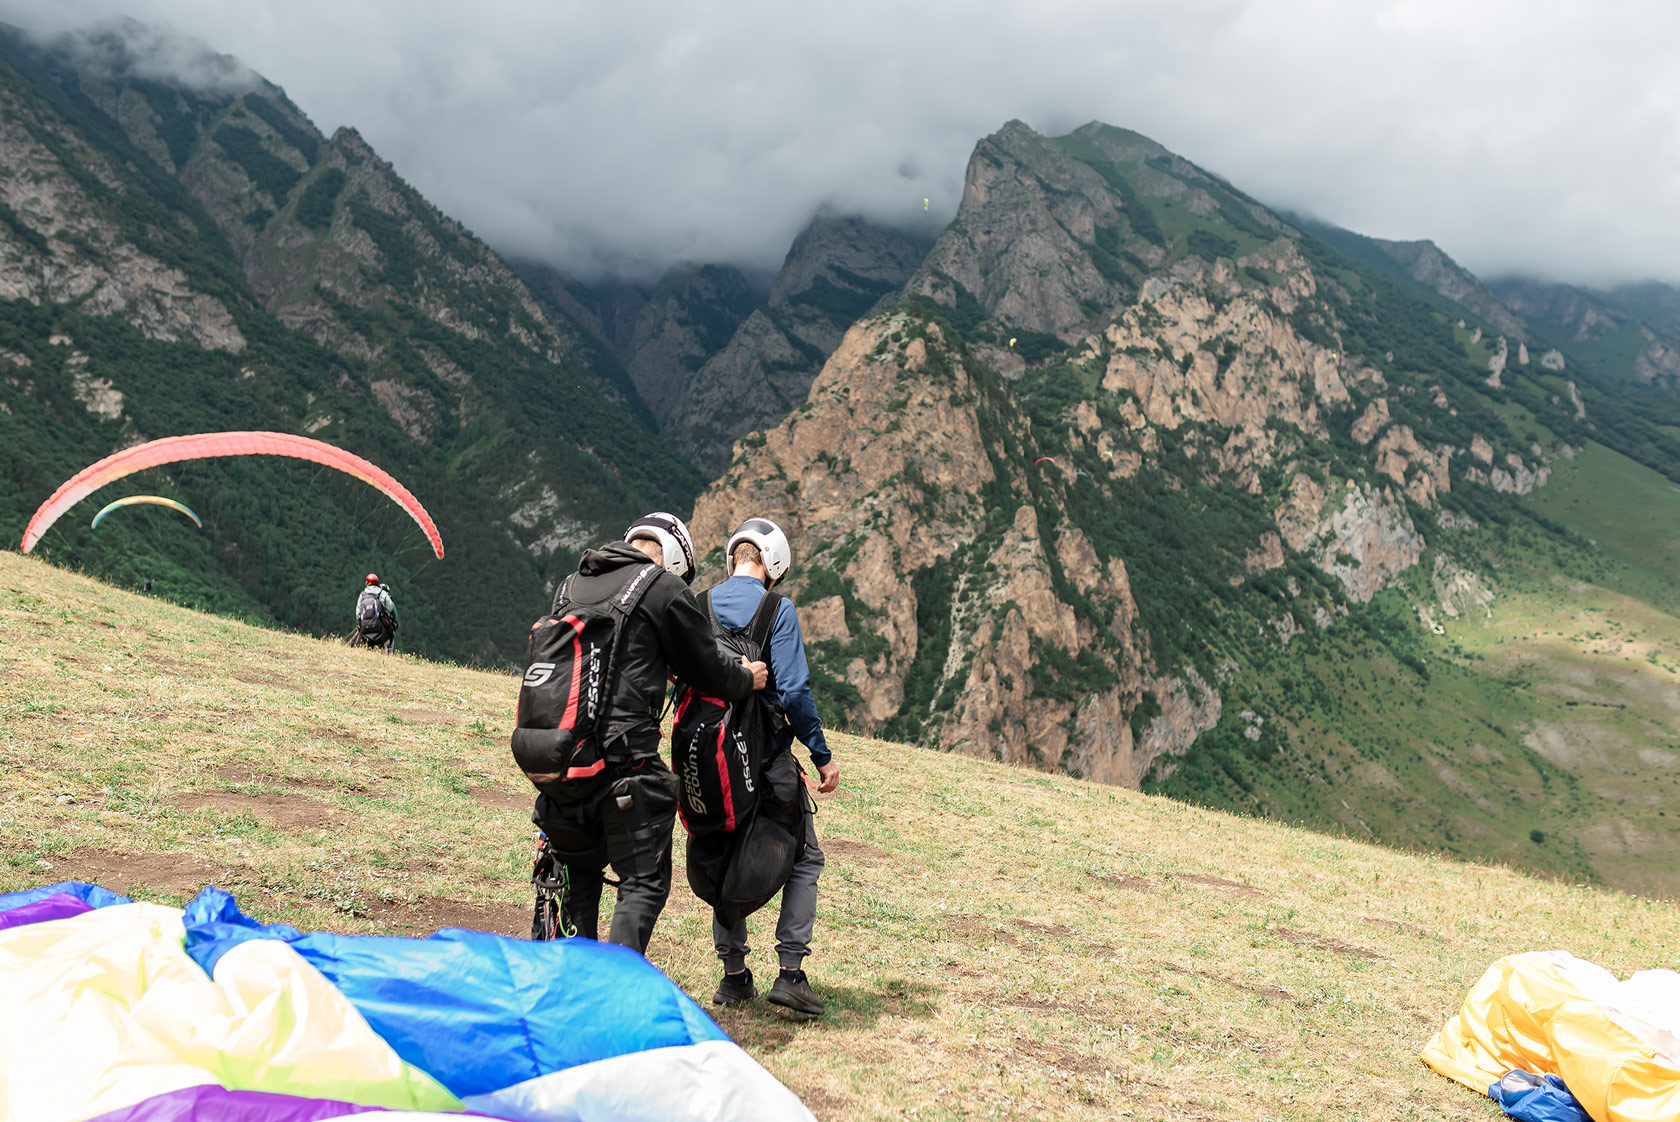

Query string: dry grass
4 550 1678 1121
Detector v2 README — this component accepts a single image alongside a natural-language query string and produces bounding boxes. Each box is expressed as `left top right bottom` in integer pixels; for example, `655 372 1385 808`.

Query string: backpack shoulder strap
608 563 661 620
590 563 664 759
550 573 576 615
747 591 783 657
699 589 718 628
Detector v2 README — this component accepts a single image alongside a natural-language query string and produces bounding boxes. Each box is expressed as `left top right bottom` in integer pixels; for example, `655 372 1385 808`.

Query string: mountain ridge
691 117 1680 894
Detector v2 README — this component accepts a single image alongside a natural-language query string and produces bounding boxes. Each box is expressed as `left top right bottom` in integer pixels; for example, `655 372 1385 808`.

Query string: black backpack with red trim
670 590 783 837
511 562 659 806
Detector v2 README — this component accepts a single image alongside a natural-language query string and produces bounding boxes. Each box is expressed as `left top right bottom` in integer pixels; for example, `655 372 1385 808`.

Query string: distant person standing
706 517 838 1016
355 573 397 652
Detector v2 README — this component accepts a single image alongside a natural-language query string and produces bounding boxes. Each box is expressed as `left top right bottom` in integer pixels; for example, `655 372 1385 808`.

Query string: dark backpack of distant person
356 588 389 643
511 562 660 806
673 590 805 926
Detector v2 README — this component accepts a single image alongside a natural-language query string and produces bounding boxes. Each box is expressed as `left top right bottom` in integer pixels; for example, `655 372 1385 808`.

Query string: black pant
531 756 680 954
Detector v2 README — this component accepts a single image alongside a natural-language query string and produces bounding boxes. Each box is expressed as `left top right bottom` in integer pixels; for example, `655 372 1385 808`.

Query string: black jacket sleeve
655 581 754 701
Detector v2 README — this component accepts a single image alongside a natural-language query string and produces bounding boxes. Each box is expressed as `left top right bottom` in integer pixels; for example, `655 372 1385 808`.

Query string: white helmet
726 517 792 586
624 512 697 584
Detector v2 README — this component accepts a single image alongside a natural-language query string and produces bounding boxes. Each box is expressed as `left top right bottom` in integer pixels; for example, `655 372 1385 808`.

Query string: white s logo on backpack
524 662 556 687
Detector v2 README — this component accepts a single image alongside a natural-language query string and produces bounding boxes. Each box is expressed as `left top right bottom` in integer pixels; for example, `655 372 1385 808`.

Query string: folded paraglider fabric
0 882 815 1122
1421 951 1680 1122
81 1084 477 1121
0 879 133 913
1490 1071 1592 1122
0 892 94 932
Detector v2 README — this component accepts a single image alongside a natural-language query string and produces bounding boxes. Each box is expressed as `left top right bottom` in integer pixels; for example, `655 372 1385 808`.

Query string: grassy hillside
0 27 696 666
6 552 1678 1121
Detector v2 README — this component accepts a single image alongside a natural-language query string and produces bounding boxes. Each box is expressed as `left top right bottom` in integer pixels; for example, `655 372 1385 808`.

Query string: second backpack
670 589 783 836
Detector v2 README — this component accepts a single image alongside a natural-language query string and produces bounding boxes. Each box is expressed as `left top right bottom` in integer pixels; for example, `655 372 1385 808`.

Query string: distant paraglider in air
21 431 445 558
1008 338 1017 348
923 197 929 212
90 496 202 530
1033 456 1057 467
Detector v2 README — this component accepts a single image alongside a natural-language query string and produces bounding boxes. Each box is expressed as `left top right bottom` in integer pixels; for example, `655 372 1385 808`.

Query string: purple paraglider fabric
80 1086 395 1122
0 893 94 931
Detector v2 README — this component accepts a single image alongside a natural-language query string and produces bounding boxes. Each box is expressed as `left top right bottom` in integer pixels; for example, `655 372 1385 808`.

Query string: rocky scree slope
0 22 694 662
693 120 1680 886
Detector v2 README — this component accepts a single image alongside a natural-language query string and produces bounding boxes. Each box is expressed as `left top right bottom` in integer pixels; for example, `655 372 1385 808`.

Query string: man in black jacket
532 512 767 953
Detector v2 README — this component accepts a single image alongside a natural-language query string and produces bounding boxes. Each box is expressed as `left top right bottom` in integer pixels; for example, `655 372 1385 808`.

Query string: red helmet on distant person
365 573 380 585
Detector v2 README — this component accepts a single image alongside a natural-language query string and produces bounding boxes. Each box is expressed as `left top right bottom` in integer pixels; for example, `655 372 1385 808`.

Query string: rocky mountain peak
689 118 1608 866
656 212 931 474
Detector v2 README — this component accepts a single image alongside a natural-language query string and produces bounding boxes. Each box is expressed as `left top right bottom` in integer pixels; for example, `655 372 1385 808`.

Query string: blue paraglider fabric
0 880 132 913
180 887 728 1099
1489 1070 1592 1122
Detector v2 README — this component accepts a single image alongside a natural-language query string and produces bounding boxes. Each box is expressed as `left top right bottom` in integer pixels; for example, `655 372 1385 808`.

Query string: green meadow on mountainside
7 550 1680 1121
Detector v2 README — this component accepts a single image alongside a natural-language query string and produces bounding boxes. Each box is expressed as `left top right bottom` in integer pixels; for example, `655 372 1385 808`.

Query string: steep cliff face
615 264 759 425
1372 239 1527 339
0 23 694 662
1490 276 1680 392
691 312 1193 784
663 214 932 474
692 119 1602 814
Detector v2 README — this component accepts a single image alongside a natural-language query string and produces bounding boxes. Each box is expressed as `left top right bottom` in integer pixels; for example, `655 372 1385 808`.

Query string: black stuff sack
670 590 784 836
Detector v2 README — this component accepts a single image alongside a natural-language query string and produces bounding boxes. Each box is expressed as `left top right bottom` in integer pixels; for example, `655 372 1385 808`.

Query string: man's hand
740 657 768 691
815 761 839 794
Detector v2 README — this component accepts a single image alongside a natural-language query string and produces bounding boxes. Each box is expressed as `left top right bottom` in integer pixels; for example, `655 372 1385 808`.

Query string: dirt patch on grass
946 914 1022 947
1005 991 1078 1013
309 726 382 750
790 1085 849 1120
1016 919 1073 938
176 790 342 832
1012 1037 1108 1078
232 669 302 689
1363 915 1436 938
822 837 890 865
212 762 342 792
365 895 527 937
52 850 222 896
1181 874 1267 897
1094 872 1154 892
1169 964 1295 1003
140 655 189 672
471 786 531 812
394 708 461 725
1275 926 1384 961
710 1011 798 1052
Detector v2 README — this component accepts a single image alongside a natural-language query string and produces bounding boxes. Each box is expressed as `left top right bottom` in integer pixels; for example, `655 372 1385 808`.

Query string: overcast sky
10 0 1680 286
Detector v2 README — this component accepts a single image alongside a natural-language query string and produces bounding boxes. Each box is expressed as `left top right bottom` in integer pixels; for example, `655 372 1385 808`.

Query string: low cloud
9 0 1680 286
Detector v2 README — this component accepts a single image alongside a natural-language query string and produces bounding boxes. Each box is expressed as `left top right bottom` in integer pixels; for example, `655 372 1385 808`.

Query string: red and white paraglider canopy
21 432 444 558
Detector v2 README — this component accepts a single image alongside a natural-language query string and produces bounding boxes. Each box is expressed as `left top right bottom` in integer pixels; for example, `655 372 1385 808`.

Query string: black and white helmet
624 511 697 584
726 517 792 586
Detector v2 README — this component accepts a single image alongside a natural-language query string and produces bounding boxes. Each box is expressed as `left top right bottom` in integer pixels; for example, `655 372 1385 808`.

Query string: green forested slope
0 25 693 664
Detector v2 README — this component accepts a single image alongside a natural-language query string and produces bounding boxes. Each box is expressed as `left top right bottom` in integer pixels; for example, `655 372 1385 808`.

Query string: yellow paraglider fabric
0 903 462 1122
1421 951 1680 1122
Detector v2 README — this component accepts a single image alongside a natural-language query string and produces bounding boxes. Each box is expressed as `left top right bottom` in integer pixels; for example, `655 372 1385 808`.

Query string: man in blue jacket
707 517 839 1016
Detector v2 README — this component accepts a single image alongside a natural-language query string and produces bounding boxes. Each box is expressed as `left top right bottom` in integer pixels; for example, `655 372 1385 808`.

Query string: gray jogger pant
714 751 824 972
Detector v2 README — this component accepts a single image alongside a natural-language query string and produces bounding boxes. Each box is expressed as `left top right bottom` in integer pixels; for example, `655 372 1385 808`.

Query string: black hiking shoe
713 968 755 1007
767 968 825 1016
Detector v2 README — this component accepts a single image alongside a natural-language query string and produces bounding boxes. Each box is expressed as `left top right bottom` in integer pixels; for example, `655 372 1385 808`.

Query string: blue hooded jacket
707 574 832 767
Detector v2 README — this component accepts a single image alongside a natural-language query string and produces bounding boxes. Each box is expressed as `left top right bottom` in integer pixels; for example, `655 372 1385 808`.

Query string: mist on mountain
9 0 1680 289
